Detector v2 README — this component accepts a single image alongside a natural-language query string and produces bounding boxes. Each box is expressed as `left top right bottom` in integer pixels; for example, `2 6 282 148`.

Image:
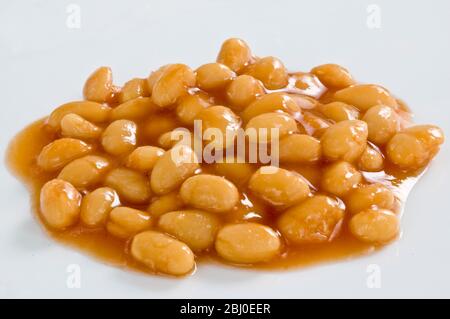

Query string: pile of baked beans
30 38 444 276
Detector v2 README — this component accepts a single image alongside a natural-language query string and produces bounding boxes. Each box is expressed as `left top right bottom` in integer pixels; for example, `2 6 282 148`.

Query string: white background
0 0 449 298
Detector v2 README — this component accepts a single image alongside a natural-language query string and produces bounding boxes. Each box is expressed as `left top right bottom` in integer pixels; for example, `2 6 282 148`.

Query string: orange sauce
5 71 424 276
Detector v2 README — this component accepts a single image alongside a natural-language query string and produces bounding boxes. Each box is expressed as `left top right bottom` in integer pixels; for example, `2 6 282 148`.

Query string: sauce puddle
6 115 423 276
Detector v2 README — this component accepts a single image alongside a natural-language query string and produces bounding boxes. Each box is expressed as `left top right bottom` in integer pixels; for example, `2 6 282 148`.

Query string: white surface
1 0 449 298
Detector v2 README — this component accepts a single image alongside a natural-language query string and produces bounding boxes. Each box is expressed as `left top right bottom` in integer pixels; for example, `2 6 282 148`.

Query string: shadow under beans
194 262 262 285
112 266 187 293
111 259 259 293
